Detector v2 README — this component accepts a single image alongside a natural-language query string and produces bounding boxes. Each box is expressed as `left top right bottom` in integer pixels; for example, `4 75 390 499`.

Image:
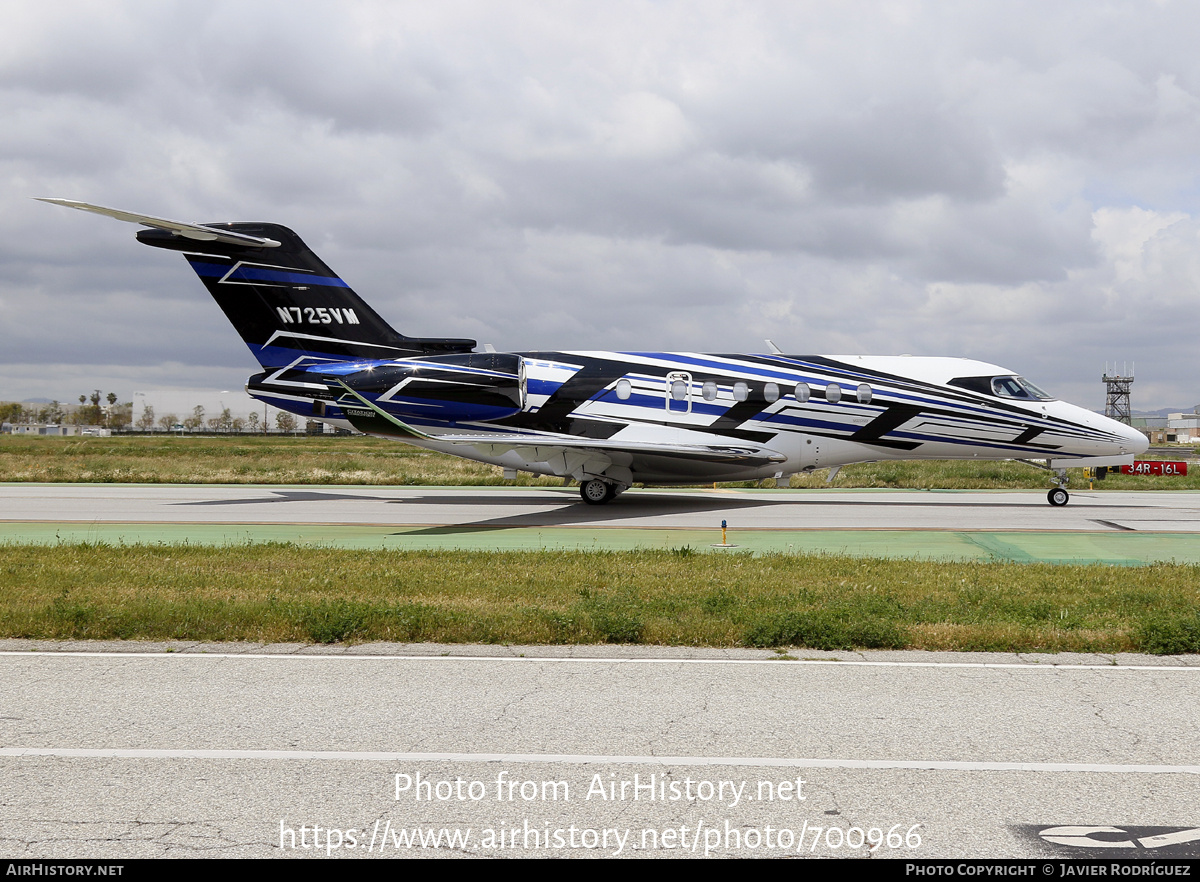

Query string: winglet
34 198 282 248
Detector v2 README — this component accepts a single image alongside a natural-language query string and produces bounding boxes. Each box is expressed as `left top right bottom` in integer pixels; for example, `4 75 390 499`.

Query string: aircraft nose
1103 416 1149 456
1122 422 1150 456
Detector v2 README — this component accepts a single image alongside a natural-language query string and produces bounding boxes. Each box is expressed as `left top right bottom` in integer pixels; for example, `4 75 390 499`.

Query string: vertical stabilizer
37 198 473 367
136 223 474 367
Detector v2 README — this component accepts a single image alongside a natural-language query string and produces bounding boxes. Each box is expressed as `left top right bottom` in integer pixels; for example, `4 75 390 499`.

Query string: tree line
1 391 131 428
2 395 300 433
134 404 298 433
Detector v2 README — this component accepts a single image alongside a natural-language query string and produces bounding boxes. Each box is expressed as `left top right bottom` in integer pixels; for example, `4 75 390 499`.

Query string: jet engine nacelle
325 352 526 424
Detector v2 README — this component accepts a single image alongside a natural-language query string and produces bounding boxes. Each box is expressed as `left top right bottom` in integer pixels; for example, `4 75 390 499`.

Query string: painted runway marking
1 747 1197 773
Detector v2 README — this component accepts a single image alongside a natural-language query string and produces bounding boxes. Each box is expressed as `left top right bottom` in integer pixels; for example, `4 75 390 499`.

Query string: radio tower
1102 362 1134 425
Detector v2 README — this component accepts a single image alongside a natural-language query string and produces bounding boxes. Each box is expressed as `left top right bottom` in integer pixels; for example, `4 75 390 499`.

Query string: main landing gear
580 479 624 505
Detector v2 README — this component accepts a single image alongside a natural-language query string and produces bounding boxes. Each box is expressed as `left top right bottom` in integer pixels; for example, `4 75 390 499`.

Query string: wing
35 198 281 248
332 381 786 467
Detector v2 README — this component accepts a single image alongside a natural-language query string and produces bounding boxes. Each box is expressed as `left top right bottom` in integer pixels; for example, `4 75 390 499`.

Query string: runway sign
1120 461 1188 476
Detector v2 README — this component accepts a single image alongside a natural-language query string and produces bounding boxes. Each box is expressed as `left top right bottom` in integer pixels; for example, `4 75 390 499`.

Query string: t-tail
35 199 475 368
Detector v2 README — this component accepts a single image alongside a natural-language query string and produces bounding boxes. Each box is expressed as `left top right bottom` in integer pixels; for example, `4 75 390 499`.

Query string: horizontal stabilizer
34 198 281 248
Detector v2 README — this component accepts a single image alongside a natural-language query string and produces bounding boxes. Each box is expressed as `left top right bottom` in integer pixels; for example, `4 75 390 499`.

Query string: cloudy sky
2 1 1198 410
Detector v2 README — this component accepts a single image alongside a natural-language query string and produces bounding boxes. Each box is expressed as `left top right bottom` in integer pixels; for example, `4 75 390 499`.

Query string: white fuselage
258 351 1148 486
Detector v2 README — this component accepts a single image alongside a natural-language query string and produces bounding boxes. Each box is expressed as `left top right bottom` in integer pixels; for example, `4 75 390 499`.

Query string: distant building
1166 410 1200 444
0 424 97 436
1138 408 1200 444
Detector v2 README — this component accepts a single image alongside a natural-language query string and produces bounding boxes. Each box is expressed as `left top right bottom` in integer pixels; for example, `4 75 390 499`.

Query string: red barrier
1119 461 1189 476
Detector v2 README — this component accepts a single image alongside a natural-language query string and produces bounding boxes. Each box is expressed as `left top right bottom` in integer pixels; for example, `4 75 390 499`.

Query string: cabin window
733 382 749 402
702 381 717 401
794 382 811 402
764 382 780 403
825 383 842 403
615 379 631 400
671 379 687 400
856 383 872 404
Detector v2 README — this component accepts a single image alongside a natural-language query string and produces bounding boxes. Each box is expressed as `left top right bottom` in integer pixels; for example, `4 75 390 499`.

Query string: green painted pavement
1 522 1197 564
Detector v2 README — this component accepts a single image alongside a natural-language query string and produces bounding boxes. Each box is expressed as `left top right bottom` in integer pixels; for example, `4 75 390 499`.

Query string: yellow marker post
711 519 737 548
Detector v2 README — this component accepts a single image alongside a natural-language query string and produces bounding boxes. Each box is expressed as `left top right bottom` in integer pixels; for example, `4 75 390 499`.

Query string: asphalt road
3 483 1200 532
1 645 1199 859
6 484 1200 562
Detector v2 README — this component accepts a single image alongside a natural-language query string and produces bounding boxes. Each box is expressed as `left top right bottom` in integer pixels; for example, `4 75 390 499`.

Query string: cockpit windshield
990 376 1054 400
948 375 1055 401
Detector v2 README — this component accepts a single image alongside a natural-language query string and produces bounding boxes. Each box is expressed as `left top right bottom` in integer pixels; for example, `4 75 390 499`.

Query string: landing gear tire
580 479 612 505
1047 487 1069 507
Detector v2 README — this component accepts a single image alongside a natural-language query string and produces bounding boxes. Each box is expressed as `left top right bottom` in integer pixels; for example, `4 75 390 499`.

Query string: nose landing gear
1047 486 1069 507
1047 468 1069 507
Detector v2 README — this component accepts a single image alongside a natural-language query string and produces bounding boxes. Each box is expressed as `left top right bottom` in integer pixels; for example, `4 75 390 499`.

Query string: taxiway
2 484 1198 563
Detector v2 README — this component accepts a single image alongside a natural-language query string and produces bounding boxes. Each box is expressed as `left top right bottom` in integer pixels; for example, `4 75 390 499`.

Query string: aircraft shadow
168 487 779 533
174 490 397 506
169 488 1157 535
393 493 779 533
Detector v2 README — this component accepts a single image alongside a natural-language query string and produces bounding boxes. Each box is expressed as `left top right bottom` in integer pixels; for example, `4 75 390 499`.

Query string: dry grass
3 543 1198 652
2 434 1197 489
0 435 561 486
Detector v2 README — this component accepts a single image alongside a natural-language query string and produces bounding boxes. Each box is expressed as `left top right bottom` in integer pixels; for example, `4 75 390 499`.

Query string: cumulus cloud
2 0 1198 410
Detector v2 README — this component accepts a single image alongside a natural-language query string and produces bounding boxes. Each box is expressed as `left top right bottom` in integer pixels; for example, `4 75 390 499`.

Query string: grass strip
0 435 558 486
2 435 1198 489
3 543 1198 653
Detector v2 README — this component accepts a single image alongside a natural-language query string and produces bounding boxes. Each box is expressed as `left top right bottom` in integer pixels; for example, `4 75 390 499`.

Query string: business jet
38 199 1147 506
